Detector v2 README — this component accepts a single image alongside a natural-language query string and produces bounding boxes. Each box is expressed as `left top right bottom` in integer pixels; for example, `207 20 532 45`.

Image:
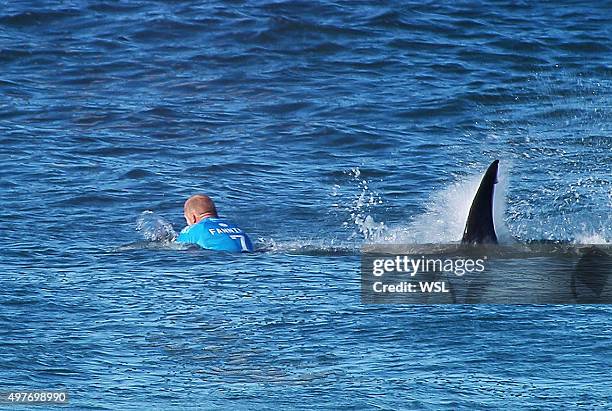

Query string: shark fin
461 160 499 244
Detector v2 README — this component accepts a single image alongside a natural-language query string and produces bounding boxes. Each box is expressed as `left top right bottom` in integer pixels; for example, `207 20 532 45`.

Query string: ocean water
1 1 611 409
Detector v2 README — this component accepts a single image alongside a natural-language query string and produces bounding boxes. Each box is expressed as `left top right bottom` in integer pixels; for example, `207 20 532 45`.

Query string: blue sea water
1 0 611 409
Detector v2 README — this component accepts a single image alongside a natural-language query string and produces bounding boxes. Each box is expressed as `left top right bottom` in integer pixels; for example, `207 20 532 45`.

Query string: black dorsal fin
461 160 499 244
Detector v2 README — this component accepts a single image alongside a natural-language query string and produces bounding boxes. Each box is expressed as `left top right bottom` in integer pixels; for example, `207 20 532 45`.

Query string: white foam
574 232 611 245
373 161 513 244
135 210 178 242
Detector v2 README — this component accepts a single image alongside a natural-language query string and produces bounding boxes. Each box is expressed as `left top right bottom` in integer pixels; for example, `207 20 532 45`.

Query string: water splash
260 166 389 253
373 161 512 244
574 232 610 245
342 167 386 241
482 70 611 243
135 210 177 243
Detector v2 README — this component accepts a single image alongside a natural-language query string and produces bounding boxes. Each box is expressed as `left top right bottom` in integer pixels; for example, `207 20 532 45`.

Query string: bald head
183 194 218 226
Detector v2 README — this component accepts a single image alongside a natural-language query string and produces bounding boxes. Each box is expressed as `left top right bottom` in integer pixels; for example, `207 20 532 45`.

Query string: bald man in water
176 194 253 252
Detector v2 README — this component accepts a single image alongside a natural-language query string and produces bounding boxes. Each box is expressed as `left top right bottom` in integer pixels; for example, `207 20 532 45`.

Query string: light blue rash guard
176 217 253 252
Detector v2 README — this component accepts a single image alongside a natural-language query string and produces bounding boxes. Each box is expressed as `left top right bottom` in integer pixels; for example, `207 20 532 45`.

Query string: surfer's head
184 194 218 226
